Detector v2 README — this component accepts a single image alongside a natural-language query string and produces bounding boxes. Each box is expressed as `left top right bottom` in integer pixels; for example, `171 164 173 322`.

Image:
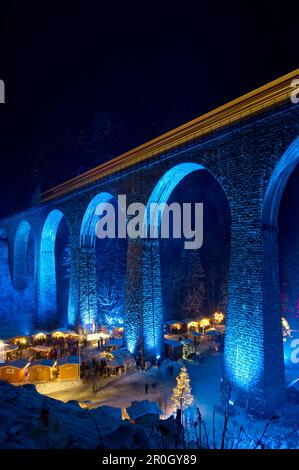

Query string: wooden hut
57 356 80 380
126 400 162 426
3 343 19 360
28 359 55 382
0 359 29 384
165 339 183 360
105 338 123 352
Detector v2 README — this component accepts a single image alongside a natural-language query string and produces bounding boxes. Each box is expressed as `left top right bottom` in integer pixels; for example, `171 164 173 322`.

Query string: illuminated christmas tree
171 366 194 410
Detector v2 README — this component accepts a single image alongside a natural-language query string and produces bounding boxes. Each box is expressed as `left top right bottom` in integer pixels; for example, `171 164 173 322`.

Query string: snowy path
36 355 223 415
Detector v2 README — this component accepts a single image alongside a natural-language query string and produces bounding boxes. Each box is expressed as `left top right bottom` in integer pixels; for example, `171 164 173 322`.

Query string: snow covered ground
1 352 299 448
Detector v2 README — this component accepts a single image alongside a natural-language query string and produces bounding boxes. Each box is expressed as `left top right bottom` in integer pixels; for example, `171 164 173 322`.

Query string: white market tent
31 345 52 353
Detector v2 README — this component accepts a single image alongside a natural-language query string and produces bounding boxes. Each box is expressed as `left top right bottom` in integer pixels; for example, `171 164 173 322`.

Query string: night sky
0 1 297 218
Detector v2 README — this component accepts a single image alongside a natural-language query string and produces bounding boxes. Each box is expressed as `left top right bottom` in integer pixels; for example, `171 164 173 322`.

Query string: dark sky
0 1 297 218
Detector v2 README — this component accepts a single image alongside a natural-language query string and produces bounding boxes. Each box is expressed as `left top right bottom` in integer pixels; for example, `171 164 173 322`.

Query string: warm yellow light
173 323 182 330
14 337 27 345
52 331 65 338
199 318 210 328
121 407 130 420
214 312 224 323
282 317 291 337
171 366 193 409
34 333 47 340
187 321 198 328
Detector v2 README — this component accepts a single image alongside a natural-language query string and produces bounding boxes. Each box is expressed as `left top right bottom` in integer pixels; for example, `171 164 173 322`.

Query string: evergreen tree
182 251 206 316
171 366 194 410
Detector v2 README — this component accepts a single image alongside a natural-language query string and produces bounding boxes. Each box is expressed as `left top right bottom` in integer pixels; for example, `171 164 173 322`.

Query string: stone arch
262 137 299 226
138 162 231 360
13 220 33 290
260 137 299 404
80 192 115 248
39 209 71 328
79 192 126 328
0 228 7 239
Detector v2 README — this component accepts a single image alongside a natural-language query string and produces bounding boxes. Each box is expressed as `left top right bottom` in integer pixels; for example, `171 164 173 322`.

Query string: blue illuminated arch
262 137 299 226
13 220 33 290
147 163 204 208
142 162 209 359
80 192 126 327
260 136 299 387
144 162 204 234
39 209 64 325
80 192 114 248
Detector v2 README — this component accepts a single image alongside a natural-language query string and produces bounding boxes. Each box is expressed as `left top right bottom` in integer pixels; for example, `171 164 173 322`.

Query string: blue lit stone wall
79 248 97 326
142 239 164 360
39 209 64 328
279 163 299 331
124 238 143 355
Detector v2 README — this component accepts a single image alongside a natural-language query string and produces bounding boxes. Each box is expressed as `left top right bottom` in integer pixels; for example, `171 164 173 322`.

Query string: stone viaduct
0 69 299 414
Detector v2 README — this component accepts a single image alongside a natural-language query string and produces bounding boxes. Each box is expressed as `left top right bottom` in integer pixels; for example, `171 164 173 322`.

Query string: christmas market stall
32 332 49 344
0 359 29 384
57 355 80 380
105 338 123 352
164 320 185 335
50 329 79 339
112 348 136 373
181 338 196 359
31 345 53 359
165 339 183 360
113 325 124 338
28 359 55 382
3 343 19 360
86 332 110 348
105 358 122 376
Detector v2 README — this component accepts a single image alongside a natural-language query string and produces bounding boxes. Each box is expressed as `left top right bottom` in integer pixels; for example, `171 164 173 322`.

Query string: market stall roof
29 359 55 367
215 325 225 331
189 331 202 337
106 338 123 348
99 332 110 339
181 317 203 324
31 345 52 352
51 328 78 336
3 344 18 352
106 359 122 368
32 331 49 337
57 355 80 366
0 359 29 369
181 339 193 345
205 329 219 336
113 348 135 361
11 335 30 340
86 332 110 341
165 339 182 348
126 400 162 420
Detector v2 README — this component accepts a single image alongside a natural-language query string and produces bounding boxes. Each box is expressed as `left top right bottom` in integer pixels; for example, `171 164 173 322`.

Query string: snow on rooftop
126 400 162 420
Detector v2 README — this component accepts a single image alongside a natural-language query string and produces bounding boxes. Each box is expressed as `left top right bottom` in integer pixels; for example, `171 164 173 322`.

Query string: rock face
0 380 127 449
0 83 299 415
